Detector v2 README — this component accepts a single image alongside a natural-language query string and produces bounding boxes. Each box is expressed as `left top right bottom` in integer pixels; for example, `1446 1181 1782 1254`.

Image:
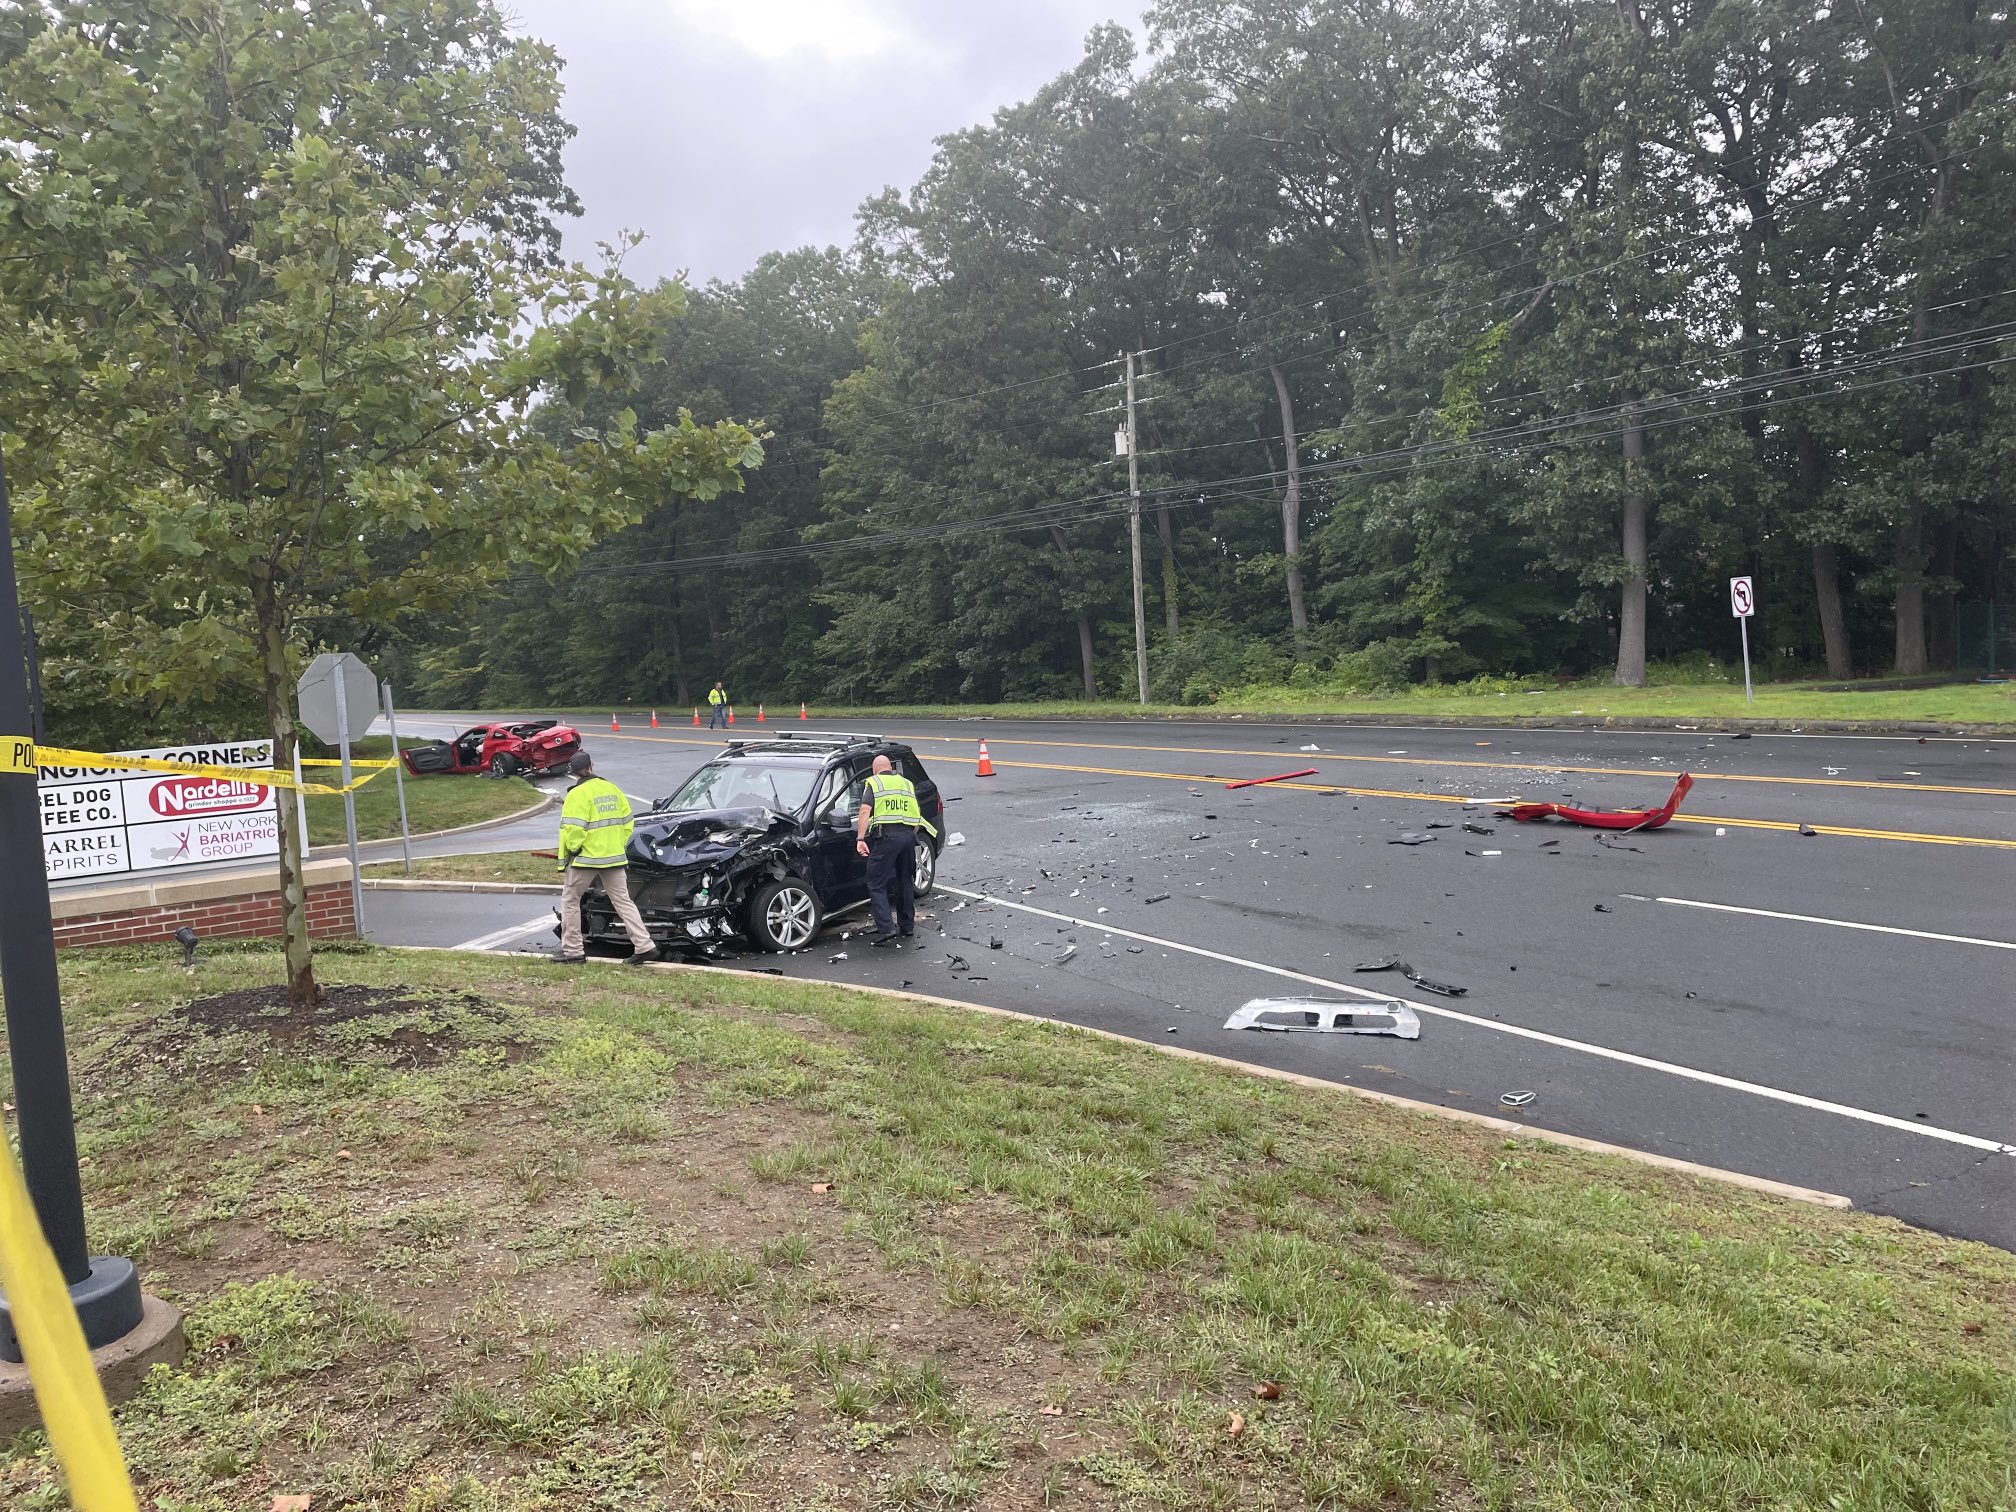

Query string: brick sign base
50 857 357 950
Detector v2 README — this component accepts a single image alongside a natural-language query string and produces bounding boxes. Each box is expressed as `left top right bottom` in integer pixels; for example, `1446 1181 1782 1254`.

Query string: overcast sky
505 0 1149 289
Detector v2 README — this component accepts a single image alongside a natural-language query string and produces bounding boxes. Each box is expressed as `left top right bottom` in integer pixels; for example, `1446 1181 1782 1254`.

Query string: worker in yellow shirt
853 754 938 945
552 752 654 965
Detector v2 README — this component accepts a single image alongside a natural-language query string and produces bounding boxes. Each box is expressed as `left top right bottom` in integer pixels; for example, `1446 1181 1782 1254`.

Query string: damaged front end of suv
601 807 817 956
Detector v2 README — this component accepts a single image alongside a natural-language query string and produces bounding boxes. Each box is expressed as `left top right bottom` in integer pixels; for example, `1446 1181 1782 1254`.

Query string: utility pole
1124 350 1148 706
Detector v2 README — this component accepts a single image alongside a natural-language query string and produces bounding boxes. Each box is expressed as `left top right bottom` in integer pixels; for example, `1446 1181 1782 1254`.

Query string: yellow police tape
0 1141 139 1512
31 746 394 797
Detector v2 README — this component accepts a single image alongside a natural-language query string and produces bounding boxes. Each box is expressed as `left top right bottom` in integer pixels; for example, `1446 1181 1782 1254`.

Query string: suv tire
746 877 823 952
913 838 938 898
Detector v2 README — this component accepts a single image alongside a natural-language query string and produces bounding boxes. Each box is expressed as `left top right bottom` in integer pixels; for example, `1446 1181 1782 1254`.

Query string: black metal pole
21 608 43 743
0 445 140 1357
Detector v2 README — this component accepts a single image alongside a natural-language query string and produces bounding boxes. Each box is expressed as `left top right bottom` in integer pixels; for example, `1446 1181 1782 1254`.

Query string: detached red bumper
1502 772 1694 831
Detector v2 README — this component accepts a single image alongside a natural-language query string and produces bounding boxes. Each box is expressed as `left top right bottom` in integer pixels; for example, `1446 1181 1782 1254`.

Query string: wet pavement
363 713 2016 1250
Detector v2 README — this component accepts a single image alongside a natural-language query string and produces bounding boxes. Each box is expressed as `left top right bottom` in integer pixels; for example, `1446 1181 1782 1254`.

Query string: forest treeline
33 0 2016 739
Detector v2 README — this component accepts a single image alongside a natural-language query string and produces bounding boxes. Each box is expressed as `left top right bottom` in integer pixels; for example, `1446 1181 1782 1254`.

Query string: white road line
1644 895 2016 951
939 885 2016 1156
451 913 555 952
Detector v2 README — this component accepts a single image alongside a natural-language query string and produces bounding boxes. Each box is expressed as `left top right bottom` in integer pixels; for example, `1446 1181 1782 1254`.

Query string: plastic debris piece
1404 971 1466 997
1126 945 1144 954
1224 997 1421 1038
988 938 1003 950
1056 945 1078 965
1300 744 1320 751
1144 893 1171 904
1223 769 1318 790
1798 823 1819 836
1539 839 1560 848
1729 732 1752 740
1478 849 1502 857
1499 1090 1537 1108
1425 821 1453 829
1461 822 1495 836
947 832 966 846
1714 827 1728 837
1594 836 1643 852
945 954 969 970
827 953 848 963
1594 904 1612 913
1389 832 1436 845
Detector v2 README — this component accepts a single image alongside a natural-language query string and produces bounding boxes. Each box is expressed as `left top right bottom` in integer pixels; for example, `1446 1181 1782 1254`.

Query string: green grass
3 945 2010 1509
359 851 558 886
302 737 544 845
497 675 2016 733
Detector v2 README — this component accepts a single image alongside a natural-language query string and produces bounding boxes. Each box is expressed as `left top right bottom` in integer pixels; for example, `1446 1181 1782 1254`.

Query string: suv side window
816 765 854 825
899 754 928 786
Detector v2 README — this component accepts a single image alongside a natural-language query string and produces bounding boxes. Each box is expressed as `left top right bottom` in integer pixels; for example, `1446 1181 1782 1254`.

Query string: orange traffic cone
976 739 995 777
799 702 808 721
756 704 766 723
650 710 659 729
727 707 736 726
692 708 700 726
610 713 620 732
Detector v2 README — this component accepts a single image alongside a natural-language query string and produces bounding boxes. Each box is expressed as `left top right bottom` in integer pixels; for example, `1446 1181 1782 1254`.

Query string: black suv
578 733 946 956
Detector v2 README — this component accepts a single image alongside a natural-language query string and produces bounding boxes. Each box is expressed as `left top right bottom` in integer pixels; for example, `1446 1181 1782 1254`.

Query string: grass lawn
776 679 2016 730
360 851 559 886
302 738 545 846
2 946 2009 1510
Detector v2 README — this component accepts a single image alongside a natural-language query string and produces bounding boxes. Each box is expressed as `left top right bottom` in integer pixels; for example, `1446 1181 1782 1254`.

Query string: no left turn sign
1730 575 1756 618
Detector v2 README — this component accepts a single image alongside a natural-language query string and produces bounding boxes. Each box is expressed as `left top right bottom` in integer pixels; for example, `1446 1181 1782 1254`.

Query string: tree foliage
0 0 761 1001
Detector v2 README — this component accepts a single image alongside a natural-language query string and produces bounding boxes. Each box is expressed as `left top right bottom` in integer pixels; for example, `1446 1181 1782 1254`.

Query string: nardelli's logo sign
145 776 268 817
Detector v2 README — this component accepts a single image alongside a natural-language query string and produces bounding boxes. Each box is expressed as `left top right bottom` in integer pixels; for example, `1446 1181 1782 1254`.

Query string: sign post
297 652 378 934
0 449 143 1358
1730 575 1756 705
383 681 413 876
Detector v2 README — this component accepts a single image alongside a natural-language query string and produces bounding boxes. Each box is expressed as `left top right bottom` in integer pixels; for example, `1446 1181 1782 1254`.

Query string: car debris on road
1354 959 1468 997
1499 772 1694 832
1224 997 1422 1039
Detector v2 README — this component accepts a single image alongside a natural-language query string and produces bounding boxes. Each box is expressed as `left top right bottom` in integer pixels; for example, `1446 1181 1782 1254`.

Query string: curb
352 789 556 854
362 878 561 895
405 945 1852 1212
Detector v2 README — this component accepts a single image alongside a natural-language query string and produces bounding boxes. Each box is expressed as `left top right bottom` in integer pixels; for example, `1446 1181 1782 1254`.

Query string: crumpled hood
628 806 797 869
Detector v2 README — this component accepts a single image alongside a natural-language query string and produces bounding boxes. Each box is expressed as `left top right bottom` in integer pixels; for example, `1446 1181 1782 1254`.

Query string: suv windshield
661 759 821 816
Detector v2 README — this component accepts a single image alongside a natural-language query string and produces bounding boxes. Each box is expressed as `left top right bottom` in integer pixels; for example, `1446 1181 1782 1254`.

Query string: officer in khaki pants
551 751 655 965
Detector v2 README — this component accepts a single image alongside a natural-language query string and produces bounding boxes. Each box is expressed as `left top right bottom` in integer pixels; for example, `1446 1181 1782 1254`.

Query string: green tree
0 0 760 1004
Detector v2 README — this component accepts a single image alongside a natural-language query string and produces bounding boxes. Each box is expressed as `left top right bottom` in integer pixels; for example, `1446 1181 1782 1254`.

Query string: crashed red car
402 720 582 778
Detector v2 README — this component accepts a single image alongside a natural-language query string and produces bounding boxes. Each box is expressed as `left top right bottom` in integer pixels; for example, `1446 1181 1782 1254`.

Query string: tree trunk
1927 516 1957 670
1811 541 1852 678
1156 504 1178 640
1615 397 1649 686
1269 364 1309 652
1077 614 1097 699
1893 502 1927 675
254 577 316 1008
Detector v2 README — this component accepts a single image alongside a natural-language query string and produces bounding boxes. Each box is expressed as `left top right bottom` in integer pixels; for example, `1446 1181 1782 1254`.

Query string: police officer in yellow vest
854 754 938 945
552 751 655 965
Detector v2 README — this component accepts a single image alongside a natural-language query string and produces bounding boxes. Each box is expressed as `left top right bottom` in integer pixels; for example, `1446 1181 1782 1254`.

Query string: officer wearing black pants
855 754 938 945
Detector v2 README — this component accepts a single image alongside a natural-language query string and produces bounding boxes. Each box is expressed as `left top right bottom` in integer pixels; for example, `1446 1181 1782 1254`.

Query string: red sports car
402 720 582 778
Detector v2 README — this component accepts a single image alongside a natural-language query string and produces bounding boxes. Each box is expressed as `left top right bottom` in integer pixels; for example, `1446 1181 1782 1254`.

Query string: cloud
504 0 1141 286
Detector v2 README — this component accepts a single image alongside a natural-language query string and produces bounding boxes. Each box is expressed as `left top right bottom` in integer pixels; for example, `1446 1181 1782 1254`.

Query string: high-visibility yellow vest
559 776 634 867
865 772 937 838
708 688 726 706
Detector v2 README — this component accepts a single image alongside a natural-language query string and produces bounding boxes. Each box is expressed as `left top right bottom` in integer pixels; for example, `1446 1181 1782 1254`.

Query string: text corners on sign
1729 576 1756 619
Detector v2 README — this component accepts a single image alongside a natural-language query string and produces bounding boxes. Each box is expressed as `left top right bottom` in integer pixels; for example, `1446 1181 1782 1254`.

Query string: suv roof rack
719 731 885 756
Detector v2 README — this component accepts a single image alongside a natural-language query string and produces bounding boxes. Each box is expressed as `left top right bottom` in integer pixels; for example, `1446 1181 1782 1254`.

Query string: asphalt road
365 713 2016 1249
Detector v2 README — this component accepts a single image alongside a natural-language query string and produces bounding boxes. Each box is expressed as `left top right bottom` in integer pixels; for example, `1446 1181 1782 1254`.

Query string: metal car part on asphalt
1224 998 1421 1038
